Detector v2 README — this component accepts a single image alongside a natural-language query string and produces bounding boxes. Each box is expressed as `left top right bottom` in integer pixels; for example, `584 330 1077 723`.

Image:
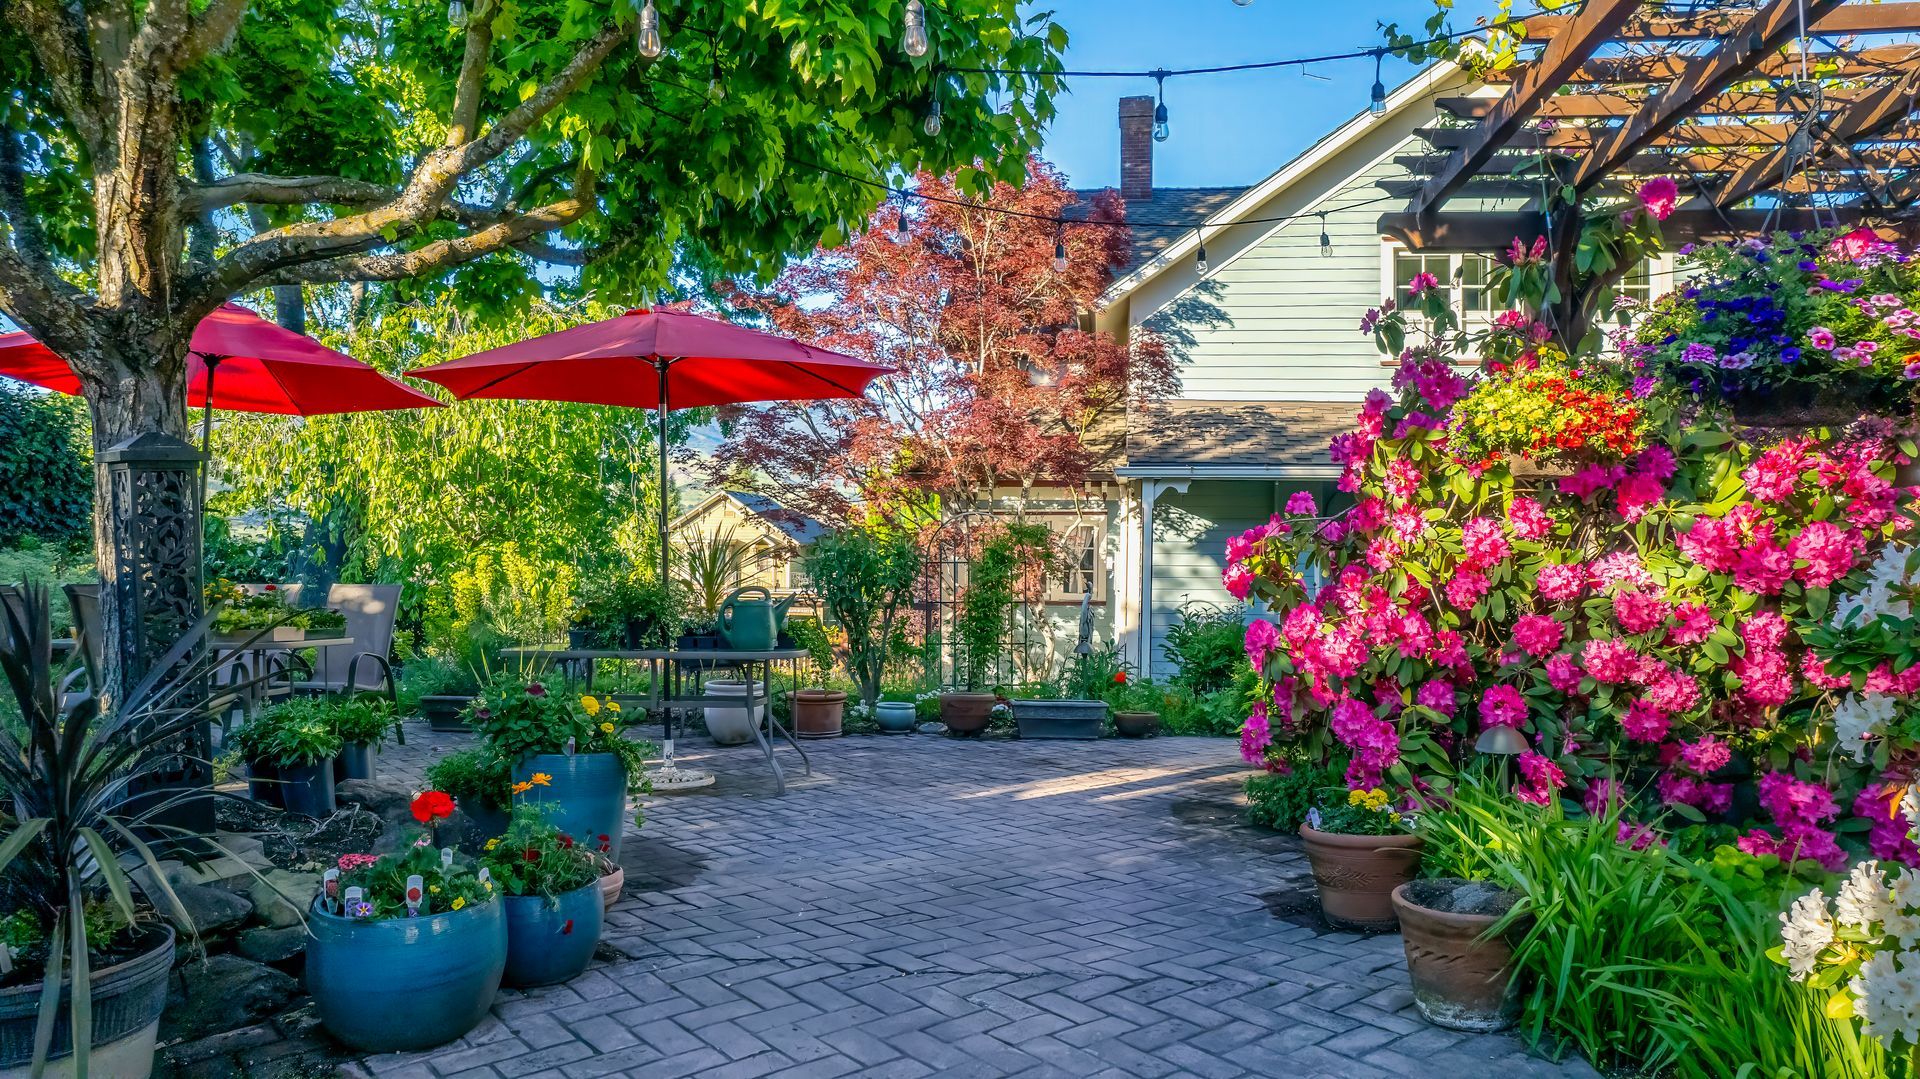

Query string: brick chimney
1119 96 1155 202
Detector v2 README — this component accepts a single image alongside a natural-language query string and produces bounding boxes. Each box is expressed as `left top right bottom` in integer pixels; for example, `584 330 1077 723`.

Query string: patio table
213 634 353 716
502 646 813 795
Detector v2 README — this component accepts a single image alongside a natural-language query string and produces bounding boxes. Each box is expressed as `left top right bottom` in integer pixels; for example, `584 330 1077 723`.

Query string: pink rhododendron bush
1231 227 1920 869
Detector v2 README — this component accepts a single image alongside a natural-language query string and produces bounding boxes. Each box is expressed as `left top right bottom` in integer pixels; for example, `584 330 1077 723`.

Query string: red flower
597 834 611 843
1112 672 1127 684
263 583 278 591
523 848 540 862
410 790 455 824
558 834 574 849
562 919 575 935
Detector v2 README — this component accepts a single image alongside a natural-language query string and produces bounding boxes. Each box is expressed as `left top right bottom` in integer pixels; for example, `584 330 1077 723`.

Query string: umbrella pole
197 357 220 601
657 359 671 590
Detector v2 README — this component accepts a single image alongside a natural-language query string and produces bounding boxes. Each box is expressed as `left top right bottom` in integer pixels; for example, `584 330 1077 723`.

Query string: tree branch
187 16 628 307
172 0 251 71
0 240 93 354
447 0 499 146
255 172 599 286
185 173 400 212
0 128 52 270
12 0 104 152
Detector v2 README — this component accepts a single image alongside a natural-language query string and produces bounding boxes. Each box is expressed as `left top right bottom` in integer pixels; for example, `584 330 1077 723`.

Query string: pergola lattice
1378 0 1920 254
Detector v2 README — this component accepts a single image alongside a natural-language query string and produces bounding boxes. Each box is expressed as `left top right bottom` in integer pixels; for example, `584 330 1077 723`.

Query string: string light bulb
896 201 911 242
1233 0 1254 5
636 0 662 59
1053 229 1068 273
1152 73 1171 143
1195 231 1209 275
448 0 467 28
1369 51 1388 115
708 58 726 100
923 95 942 137
903 0 929 58
1318 213 1332 257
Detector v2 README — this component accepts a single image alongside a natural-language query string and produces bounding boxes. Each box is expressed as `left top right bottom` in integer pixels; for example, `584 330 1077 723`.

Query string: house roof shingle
1125 400 1357 470
1068 187 1249 280
726 491 830 544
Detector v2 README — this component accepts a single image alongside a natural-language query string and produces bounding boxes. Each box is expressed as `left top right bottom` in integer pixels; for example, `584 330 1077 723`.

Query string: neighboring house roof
1067 187 1250 280
1119 401 1355 478
671 490 830 545
1096 61 1467 312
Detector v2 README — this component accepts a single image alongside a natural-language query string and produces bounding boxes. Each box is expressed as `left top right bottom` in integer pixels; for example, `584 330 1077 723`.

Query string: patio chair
297 583 404 743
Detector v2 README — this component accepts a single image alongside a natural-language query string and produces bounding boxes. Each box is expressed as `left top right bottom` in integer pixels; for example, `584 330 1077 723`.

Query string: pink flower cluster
1516 752 1566 806
1331 695 1400 789
1736 772 1844 871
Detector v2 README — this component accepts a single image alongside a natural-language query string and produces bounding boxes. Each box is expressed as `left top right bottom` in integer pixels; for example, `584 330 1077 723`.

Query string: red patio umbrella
406 306 893 586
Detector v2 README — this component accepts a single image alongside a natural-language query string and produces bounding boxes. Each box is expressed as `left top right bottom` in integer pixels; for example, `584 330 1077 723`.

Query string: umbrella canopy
0 303 441 415
404 306 890 408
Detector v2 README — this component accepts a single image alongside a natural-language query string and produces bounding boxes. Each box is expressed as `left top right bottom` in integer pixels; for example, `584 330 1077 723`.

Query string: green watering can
717 587 797 652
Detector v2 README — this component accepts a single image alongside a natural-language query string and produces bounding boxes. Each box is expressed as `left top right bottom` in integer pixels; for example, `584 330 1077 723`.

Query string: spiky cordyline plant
0 583 285 1078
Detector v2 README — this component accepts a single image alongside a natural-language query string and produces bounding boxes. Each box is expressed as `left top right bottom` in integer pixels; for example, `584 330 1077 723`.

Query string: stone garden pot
422 695 473 733
0 924 173 1079
278 760 337 817
1298 825 1423 931
333 742 377 783
1011 699 1107 740
939 692 997 736
874 702 917 734
701 680 763 746
305 898 506 1053
1392 880 1528 1033
1113 711 1161 739
790 689 846 739
515 753 628 862
502 882 604 988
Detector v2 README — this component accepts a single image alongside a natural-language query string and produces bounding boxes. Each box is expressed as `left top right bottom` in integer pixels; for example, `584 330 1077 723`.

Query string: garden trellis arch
922 510 1055 690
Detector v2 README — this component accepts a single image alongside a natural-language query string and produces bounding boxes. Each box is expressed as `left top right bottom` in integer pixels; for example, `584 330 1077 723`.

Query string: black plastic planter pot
1011 699 1108 740
280 761 338 817
247 758 282 807
0 924 174 1077
334 742 377 782
422 695 474 733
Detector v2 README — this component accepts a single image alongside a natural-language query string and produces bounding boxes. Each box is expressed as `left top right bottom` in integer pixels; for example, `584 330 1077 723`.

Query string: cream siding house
1088 65 1673 676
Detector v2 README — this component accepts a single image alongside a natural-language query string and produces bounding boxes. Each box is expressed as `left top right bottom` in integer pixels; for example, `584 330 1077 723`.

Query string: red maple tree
710 158 1177 523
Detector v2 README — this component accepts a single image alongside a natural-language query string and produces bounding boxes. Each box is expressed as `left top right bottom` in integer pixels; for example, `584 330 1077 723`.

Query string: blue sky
1027 1 1472 191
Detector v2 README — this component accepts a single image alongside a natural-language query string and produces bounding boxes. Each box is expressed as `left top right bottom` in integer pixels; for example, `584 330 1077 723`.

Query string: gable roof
1095 61 1467 312
671 490 830 545
1120 400 1353 477
1067 187 1250 281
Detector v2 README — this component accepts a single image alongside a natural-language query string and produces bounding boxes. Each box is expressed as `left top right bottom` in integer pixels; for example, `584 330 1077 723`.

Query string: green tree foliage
213 297 688 645
0 384 90 546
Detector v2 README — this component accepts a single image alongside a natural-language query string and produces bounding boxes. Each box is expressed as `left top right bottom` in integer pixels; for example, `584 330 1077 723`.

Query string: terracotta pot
791 688 846 739
1113 711 1160 739
939 692 997 736
1298 824 1423 931
600 866 625 912
1392 882 1526 1032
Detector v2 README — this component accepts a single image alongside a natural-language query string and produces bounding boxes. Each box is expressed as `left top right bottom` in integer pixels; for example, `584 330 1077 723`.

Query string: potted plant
236 701 344 817
1011 642 1118 741
0 584 273 1078
1299 786 1424 931
947 525 1044 731
329 696 393 781
305 805 506 1053
1105 674 1163 739
426 746 515 846
467 682 654 863
801 527 921 729
479 804 605 988
402 655 485 733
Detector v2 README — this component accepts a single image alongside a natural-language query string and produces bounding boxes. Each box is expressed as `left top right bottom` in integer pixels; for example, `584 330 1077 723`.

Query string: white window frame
1380 242 1675 331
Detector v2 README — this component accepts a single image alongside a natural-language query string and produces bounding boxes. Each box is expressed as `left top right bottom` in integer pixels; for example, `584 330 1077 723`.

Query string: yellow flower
1347 789 1365 806
600 722 615 735
531 772 553 787
483 881 493 890
580 696 601 716
430 885 441 894
485 838 500 851
607 701 621 713
510 781 534 795
451 897 465 911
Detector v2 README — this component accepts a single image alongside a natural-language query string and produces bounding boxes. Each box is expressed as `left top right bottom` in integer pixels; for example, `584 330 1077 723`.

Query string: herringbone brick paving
351 726 1598 1078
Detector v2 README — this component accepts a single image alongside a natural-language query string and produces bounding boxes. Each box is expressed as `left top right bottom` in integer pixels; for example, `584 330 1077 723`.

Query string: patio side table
502 646 813 795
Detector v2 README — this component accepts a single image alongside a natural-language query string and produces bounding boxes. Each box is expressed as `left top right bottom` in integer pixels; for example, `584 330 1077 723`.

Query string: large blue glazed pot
513 752 628 862
305 897 507 1053
502 883 604 988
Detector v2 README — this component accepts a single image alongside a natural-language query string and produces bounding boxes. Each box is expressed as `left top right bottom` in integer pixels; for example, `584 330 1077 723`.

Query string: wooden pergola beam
1519 2 1920 42
1434 86 1881 121
1419 121 1844 151
1409 0 1644 219
1572 0 1852 191
1377 207 1879 252
1715 71 1920 207
1480 43 1915 85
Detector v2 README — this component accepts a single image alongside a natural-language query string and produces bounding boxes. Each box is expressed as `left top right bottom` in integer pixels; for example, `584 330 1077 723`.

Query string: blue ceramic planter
462 801 510 847
306 897 506 1053
874 702 916 734
513 752 628 862
502 883 604 987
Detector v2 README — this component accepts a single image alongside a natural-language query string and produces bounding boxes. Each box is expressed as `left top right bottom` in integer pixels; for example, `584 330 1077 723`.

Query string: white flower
1852 949 1920 1048
1903 785 1920 835
1889 870 1920 949
1781 888 1837 979
1833 694 1899 761
1837 862 1897 932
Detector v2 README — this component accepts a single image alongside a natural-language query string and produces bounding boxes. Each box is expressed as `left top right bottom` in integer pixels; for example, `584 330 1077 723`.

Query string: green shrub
1159 685 1245 737
0 385 91 547
425 746 513 812
1162 602 1249 694
1243 761 1342 832
230 701 343 766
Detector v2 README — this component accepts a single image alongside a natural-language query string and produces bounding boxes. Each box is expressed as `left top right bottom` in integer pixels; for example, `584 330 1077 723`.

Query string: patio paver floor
345 726 1598 1078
